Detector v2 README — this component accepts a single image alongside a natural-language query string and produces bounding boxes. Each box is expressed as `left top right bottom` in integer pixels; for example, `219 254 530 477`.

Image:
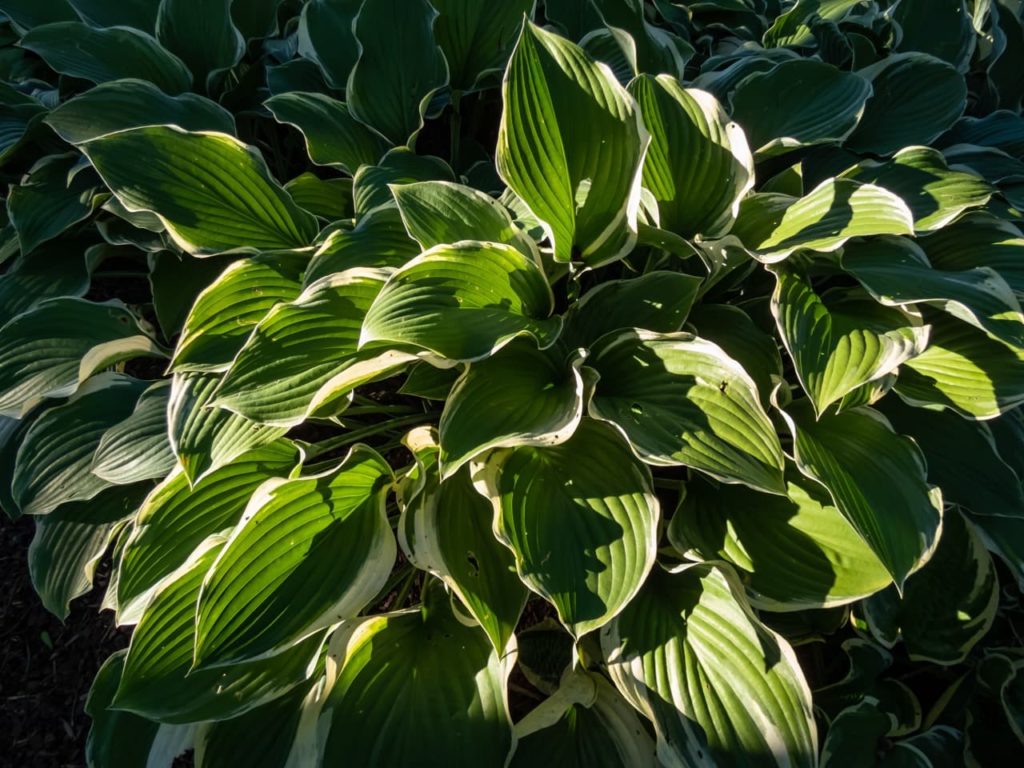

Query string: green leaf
0 241 92 327
304 205 419 285
438 339 586 478
194 446 395 667
629 74 753 238
545 0 603 40
284 174 353 221
391 180 539 260
587 329 786 494
562 270 701 349
0 0 76 28
763 0 864 47
20 21 192 93
839 147 993 232
231 0 284 40
360 240 558 362
771 267 929 415
91 381 175 485
497 21 648 266
670 473 892 611
892 0 975 72
968 513 1024 591
115 538 324 723
265 92 391 174
919 212 1024 300
474 418 659 637
149 252 237 340
319 584 514 765
172 253 304 372
730 59 872 158
880 395 1024 519
784 402 943 590
842 236 1024 349
296 0 361 90
168 372 287 485
86 652 192 768
731 178 914 261
46 78 235 145
510 668 657 767
846 53 967 156
862 510 998 666
399 362 460 401
399 428 527 652
213 269 416 427
0 298 161 419
8 154 99 255
346 0 448 145
116 441 299 623
819 699 896 768
156 0 243 90
352 148 456 215
81 127 319 255
29 485 146 620
67 0 161 31
601 563 818 767
13 374 147 516
895 311 1024 419
593 0 693 79
431 0 534 91
940 111 1024 159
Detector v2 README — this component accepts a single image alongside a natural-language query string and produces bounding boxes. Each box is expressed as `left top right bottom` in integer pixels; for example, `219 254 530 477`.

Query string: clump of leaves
2 0 1024 765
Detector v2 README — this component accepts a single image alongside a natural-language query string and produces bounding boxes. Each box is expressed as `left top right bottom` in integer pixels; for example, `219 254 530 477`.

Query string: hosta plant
2 0 1024 765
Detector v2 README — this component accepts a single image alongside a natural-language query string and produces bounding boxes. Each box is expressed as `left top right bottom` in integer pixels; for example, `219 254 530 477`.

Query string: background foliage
1 0 1024 765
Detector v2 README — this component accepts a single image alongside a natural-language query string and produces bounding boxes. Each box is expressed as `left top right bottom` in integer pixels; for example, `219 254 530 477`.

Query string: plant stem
449 90 463 171
304 412 433 460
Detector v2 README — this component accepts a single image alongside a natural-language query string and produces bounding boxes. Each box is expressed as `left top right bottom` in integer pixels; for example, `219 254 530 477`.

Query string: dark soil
1 516 130 767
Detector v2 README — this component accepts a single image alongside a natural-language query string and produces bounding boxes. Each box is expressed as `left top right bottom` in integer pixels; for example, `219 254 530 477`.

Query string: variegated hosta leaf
352 147 456 215
895 312 1024 419
214 269 416 427
66 0 160 30
117 441 300 624
297 0 361 90
438 340 586 478
284 174 353 221
115 538 323 724
880 397 1024 519
969 513 1024 591
473 418 659 637
172 253 305 372
0 242 92 328
0 298 161 418
839 146 993 232
893 0 976 71
29 485 147 620
346 0 448 145
561 270 701 349
841 236 1024 349
19 21 192 93
390 180 538 260
168 372 287 485
771 268 929 416
784 402 943 590
592 0 692 79
919 212 1024 300
360 240 559 362
431 0 535 91
819 699 898 767
670 474 891 611
510 668 657 767
13 374 148 516
8 154 100 255
194 446 395 668
264 92 391 174
763 0 864 47
81 127 319 255
587 329 786 494
629 74 753 238
399 428 526 652
45 78 235 145
303 205 420 285
862 510 998 666
601 563 818 768
91 380 175 486
86 652 194 768
730 58 872 158
497 20 648 266
156 0 244 90
730 178 914 262
846 52 967 156
318 584 514 765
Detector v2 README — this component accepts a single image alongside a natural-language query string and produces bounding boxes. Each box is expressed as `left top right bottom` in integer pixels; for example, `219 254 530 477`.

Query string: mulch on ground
1 516 130 767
